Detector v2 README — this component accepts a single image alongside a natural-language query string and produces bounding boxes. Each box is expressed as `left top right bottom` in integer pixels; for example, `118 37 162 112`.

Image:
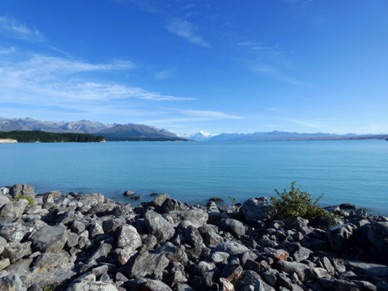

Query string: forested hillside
0 130 105 142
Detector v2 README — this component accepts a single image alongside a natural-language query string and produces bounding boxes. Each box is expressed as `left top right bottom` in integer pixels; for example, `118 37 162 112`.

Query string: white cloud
0 51 194 118
155 69 174 80
167 18 211 48
0 16 44 41
182 110 242 120
0 46 16 54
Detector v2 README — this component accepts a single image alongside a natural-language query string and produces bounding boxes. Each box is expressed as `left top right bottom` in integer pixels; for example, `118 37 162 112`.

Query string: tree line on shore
0 130 105 143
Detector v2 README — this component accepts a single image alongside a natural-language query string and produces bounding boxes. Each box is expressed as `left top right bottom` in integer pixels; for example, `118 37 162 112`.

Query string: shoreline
0 184 387 290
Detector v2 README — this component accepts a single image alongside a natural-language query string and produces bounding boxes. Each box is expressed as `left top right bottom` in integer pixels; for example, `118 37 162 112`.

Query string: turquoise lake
1 140 387 215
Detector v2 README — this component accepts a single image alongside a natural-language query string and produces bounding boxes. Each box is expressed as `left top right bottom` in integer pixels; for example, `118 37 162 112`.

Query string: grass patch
14 194 35 206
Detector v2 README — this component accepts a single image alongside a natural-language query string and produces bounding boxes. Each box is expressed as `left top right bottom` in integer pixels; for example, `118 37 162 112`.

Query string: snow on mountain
189 131 216 141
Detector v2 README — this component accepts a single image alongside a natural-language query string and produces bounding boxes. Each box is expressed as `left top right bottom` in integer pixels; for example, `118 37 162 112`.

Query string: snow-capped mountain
188 131 215 141
0 117 186 141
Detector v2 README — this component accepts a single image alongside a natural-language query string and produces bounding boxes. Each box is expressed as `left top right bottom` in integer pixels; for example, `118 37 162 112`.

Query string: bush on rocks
270 182 331 221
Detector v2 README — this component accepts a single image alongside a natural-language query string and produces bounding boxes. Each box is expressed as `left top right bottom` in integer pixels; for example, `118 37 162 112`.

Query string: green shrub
14 194 35 206
270 182 329 221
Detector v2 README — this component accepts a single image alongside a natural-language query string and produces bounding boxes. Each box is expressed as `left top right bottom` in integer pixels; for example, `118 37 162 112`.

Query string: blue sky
1 0 387 135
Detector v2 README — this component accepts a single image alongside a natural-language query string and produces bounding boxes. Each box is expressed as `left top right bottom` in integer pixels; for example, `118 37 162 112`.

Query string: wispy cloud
0 16 44 41
0 46 16 54
155 69 174 80
252 64 305 86
0 51 193 119
167 18 211 48
182 110 242 120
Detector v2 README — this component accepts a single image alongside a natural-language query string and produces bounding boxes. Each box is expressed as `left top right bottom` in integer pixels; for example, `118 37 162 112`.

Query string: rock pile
0 184 387 290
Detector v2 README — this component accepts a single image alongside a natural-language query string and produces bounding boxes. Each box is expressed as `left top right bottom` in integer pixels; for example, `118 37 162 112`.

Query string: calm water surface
1 140 387 215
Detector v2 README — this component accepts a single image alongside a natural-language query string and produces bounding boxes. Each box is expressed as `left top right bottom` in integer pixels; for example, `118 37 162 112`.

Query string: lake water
1 140 387 215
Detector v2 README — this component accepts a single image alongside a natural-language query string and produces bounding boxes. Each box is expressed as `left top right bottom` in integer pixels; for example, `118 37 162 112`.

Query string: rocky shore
0 184 387 290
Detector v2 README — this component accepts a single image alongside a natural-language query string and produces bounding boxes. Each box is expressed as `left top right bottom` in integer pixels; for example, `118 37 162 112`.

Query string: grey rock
76 192 105 206
311 267 330 279
0 274 25 291
277 260 310 281
198 224 224 248
277 272 293 289
319 278 359 291
220 263 243 282
142 234 158 250
70 220 86 234
117 224 142 250
88 220 104 238
353 280 377 291
145 210 175 242
235 270 275 291
0 187 10 196
293 246 313 262
31 223 68 253
0 193 11 207
67 232 79 248
321 256 336 276
102 217 125 233
241 197 271 224
211 251 230 264
135 278 173 291
34 251 71 270
346 260 388 277
0 223 27 242
149 193 171 207
174 283 195 291
85 242 112 265
155 243 188 264
218 218 246 238
118 246 137 265
67 272 118 291
127 251 169 280
2 241 32 263
195 261 218 288
160 198 188 213
89 202 117 215
183 224 203 246
367 221 388 264
0 258 10 271
215 241 250 256
327 224 355 253
9 184 35 198
123 190 136 197
287 217 309 230
0 199 29 222
169 209 208 228
263 247 290 261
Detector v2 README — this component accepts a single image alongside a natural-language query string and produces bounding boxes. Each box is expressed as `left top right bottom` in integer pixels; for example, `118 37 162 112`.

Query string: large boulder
241 197 271 224
126 251 170 280
169 209 208 227
0 199 29 222
31 223 68 253
367 221 388 264
327 224 356 253
0 223 28 242
145 210 175 242
2 241 32 263
9 184 35 198
218 218 246 238
67 273 118 291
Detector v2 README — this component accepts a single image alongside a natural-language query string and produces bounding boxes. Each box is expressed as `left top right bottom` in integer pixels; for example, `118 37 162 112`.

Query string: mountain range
0 117 186 141
2 117 388 142
187 130 388 142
